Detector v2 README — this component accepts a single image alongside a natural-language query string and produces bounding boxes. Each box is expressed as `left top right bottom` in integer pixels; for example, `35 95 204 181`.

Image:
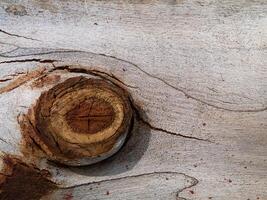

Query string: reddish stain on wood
0 155 57 200
31 74 60 88
64 192 73 200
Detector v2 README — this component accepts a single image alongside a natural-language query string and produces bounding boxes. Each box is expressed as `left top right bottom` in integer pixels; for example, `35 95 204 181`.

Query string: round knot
31 76 133 166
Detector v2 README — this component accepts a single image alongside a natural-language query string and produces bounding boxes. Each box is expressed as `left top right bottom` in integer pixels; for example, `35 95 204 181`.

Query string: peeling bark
0 67 46 94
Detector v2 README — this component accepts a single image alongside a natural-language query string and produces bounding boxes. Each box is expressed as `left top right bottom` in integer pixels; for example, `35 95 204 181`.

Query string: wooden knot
30 76 133 166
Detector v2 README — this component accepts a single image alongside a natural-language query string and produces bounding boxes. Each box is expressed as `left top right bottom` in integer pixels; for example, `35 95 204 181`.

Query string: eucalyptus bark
0 0 266 199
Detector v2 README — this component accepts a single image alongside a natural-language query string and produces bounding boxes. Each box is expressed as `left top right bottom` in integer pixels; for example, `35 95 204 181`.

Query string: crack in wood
2 49 264 112
0 55 262 143
0 50 81 58
51 65 138 89
0 29 40 41
129 98 212 143
0 58 57 64
45 171 199 200
51 65 211 142
96 53 267 113
0 78 12 82
176 174 199 200
0 58 249 143
59 171 199 190
41 171 199 199
0 138 8 144
141 118 212 143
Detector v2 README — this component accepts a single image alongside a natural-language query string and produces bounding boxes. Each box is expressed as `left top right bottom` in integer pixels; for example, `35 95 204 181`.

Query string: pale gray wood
0 0 266 199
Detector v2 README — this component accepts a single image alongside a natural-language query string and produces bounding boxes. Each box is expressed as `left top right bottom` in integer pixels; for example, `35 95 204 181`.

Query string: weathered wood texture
0 0 266 199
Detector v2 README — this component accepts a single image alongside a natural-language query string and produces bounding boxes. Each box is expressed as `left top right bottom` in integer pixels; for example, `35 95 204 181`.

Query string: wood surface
0 0 266 199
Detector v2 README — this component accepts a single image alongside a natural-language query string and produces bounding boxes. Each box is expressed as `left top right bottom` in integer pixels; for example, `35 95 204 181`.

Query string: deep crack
0 58 57 64
0 78 12 82
141 119 212 143
129 97 212 143
51 65 137 89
